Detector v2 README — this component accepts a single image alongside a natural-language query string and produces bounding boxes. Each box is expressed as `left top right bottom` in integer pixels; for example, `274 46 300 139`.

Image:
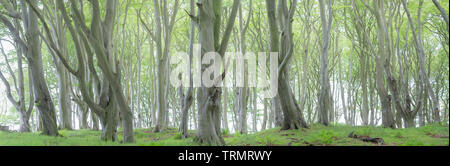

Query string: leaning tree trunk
366 0 396 128
432 0 449 32
269 0 308 130
24 0 59 136
402 0 441 124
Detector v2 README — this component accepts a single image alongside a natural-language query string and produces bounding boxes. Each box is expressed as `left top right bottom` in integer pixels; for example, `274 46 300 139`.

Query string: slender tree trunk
365 0 396 128
273 0 308 130
402 0 440 124
318 0 332 126
261 98 268 130
432 0 449 32
179 0 195 139
222 88 229 131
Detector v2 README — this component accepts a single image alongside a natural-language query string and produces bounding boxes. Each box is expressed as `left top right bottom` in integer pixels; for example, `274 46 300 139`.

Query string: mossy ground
0 124 448 146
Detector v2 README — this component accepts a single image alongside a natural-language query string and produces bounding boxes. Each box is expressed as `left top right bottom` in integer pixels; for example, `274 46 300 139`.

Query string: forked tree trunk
194 0 239 145
24 0 59 136
268 0 308 130
364 0 396 128
402 0 441 124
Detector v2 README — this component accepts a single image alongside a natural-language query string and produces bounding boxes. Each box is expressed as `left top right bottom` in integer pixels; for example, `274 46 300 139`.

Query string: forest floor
0 124 448 146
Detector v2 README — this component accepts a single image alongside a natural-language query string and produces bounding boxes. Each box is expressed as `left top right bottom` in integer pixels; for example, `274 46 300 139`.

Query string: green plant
222 129 230 136
172 132 182 140
256 135 277 146
314 130 336 145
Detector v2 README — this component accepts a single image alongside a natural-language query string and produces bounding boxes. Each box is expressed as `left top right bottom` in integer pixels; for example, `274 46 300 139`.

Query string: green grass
0 124 448 146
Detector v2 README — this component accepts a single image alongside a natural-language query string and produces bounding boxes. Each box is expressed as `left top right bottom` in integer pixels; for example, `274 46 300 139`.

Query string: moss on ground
0 124 448 146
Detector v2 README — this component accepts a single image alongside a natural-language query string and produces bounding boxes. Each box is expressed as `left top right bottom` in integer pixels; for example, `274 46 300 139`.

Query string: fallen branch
348 131 384 145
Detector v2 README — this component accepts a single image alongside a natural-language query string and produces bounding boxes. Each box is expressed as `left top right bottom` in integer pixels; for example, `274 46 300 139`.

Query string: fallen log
348 131 384 145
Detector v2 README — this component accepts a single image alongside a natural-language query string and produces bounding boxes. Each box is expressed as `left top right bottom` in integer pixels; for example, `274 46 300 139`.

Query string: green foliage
420 123 447 135
255 135 278 146
0 125 448 146
172 132 182 140
312 130 337 145
221 129 230 136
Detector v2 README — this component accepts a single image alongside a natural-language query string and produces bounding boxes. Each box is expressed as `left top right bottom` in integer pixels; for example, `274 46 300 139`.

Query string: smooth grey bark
318 0 332 126
252 88 257 132
46 4 73 130
0 1 38 133
145 0 180 133
338 47 348 125
0 15 33 133
222 88 229 131
268 99 274 129
359 44 370 126
401 0 441 124
261 98 268 130
273 0 308 130
178 0 195 139
136 8 142 128
29 0 134 142
194 0 239 145
23 0 59 135
236 0 252 134
361 0 396 128
266 0 281 128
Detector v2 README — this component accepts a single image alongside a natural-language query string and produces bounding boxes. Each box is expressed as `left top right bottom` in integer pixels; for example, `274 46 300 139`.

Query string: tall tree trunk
270 0 308 130
194 0 239 145
24 0 59 136
222 88 229 131
402 0 441 124
53 11 72 130
360 47 370 126
261 98 268 130
318 0 332 126
150 0 179 132
363 0 396 128
179 0 195 139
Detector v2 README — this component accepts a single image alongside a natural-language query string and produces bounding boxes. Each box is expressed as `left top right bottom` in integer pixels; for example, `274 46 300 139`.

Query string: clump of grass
172 132 183 140
256 135 277 146
314 130 337 145
222 129 230 136
420 123 447 136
